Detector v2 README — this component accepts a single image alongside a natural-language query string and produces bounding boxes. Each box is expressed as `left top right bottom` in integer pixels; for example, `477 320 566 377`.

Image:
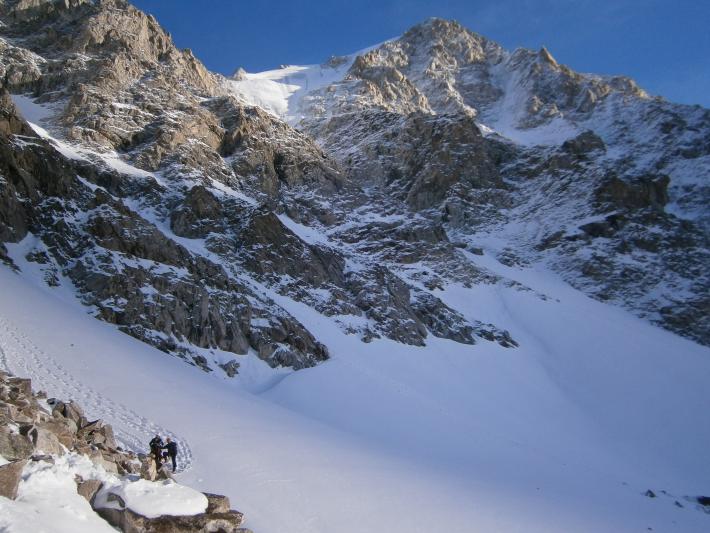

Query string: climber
163 437 178 472
149 434 164 468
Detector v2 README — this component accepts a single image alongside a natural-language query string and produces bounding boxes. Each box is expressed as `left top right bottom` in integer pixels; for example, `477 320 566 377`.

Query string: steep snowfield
1 249 709 532
228 59 354 124
227 43 383 124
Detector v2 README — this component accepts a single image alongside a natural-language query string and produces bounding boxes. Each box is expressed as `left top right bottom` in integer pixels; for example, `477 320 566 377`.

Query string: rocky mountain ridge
0 0 707 383
237 17 709 345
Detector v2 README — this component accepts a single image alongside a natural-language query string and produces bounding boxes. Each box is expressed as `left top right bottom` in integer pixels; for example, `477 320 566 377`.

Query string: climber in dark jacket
149 435 164 468
163 437 178 472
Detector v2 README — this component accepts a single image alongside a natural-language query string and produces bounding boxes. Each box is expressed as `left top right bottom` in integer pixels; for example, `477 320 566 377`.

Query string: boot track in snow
0 314 193 473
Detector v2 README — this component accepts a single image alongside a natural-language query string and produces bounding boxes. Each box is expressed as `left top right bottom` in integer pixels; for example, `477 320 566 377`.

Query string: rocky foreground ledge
0 370 252 532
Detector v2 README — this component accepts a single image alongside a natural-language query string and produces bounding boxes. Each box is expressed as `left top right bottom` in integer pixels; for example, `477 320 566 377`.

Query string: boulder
77 479 103 505
23 425 65 455
99 424 118 450
62 401 86 427
0 402 11 425
96 506 250 533
0 459 27 500
140 455 157 481
78 419 117 448
118 458 140 475
219 360 240 378
7 377 32 398
203 492 230 514
38 417 78 447
88 449 118 474
0 426 34 460
11 410 33 425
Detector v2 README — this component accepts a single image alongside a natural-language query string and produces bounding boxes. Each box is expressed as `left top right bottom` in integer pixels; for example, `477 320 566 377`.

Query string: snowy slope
228 64 347 124
1 252 709 532
1 6 709 532
228 41 386 124
228 45 380 125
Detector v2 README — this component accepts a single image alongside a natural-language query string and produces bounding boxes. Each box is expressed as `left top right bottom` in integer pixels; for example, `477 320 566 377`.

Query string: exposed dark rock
219 360 240 378
170 185 223 238
579 214 626 238
561 130 605 156
30 454 55 464
596 175 669 210
410 291 475 344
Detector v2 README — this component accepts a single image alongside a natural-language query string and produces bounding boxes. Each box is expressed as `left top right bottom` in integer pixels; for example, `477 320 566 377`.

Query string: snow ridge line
0 314 193 473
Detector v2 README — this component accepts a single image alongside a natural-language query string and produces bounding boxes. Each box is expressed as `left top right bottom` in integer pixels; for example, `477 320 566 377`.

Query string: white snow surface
0 454 117 533
0 452 208 532
94 479 208 518
227 44 382 124
229 61 353 124
1 247 709 532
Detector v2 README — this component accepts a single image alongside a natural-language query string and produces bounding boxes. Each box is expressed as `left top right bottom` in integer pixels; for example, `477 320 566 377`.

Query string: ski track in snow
0 314 193 473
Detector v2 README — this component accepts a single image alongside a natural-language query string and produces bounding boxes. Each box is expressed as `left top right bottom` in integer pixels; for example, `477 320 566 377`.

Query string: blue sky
132 0 709 107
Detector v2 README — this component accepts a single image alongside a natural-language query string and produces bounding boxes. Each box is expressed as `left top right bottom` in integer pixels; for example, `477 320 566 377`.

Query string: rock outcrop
284 17 710 346
0 370 252 531
0 458 26 499
97 502 251 533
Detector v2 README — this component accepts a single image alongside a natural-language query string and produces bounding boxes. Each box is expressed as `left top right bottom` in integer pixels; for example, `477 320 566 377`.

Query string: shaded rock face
0 88 331 370
561 130 605 157
595 174 669 211
0 1 514 372
288 17 710 347
170 185 223 238
308 109 506 210
208 98 343 197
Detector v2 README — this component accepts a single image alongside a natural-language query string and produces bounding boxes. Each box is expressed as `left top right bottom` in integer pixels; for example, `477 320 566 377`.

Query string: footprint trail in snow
0 314 193 473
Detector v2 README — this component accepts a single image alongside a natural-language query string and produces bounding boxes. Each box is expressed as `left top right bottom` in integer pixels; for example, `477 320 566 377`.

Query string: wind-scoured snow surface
1 249 709 532
228 43 383 125
229 61 353 124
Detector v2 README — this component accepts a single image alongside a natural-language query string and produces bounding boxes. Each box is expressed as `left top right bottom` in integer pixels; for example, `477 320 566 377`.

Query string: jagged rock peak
402 17 497 49
0 0 218 95
361 16 504 69
538 46 557 65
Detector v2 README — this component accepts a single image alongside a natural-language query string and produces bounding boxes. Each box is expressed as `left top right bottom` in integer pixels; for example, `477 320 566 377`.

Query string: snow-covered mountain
0 1 708 532
231 17 710 347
